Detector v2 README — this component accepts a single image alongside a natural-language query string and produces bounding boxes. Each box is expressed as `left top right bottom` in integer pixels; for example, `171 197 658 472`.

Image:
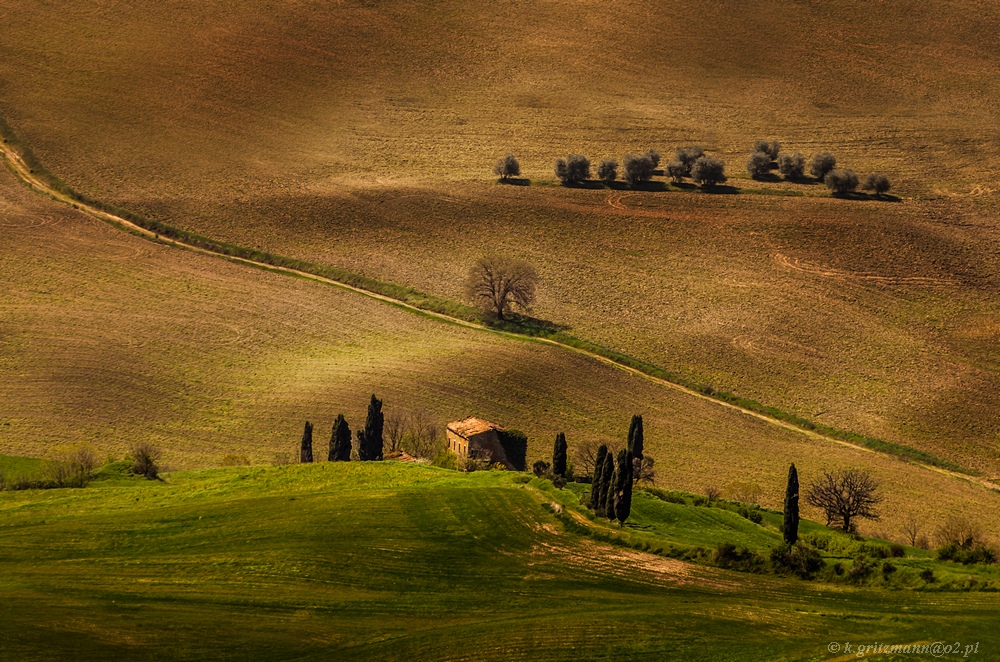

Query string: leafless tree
403 409 443 459
704 485 721 502
934 515 985 549
725 480 763 505
573 440 602 478
634 456 656 485
385 412 407 453
129 443 162 480
902 512 923 547
806 469 883 532
465 256 538 320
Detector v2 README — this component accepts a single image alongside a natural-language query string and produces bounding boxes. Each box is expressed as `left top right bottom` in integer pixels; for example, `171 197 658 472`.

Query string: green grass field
0 462 996 660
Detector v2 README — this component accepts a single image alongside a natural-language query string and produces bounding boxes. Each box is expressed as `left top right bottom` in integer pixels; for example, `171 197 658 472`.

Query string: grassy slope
0 462 996 661
4 1 1000 473
3 166 1000 542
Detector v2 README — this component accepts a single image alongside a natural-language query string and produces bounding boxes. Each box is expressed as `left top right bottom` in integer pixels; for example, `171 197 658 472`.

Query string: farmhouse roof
447 416 504 439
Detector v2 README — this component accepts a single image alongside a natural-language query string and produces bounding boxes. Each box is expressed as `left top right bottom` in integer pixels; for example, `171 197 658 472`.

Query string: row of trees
580 415 646 526
300 394 385 463
745 140 892 197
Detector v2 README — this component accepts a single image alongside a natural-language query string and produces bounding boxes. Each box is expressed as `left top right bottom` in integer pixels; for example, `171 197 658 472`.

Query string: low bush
714 543 765 572
770 543 825 578
129 443 162 480
937 542 997 565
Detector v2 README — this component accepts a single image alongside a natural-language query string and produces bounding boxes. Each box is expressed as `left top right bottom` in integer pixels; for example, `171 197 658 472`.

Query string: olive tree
754 139 780 160
691 156 727 188
824 169 859 195
810 152 836 182
493 154 520 180
555 154 591 185
666 160 687 183
623 154 655 187
862 173 892 198
778 152 806 180
465 255 538 321
597 158 618 186
672 146 705 177
747 151 772 179
644 149 661 168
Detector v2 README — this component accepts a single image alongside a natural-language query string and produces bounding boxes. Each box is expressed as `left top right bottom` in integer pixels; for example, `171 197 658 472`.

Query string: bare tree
465 256 538 320
385 412 407 453
573 440 602 478
806 468 883 532
902 512 923 547
493 154 520 180
704 485 721 502
725 480 763 505
403 409 443 459
129 443 162 480
934 515 985 549
634 456 655 485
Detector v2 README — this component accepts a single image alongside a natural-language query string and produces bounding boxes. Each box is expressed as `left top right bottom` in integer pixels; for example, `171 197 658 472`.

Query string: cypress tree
627 415 643 460
783 463 800 545
603 453 617 521
357 394 384 461
591 444 609 513
300 421 314 463
552 432 568 477
613 449 634 526
329 414 352 462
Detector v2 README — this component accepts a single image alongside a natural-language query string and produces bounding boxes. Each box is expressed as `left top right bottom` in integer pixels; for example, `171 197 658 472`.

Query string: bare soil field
3 166 1000 541
3 3 1000 488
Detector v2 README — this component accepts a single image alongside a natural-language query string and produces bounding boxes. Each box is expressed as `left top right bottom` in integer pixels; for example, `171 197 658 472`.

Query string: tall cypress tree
627 415 644 460
783 463 800 545
603 452 617 521
300 421 314 463
552 432 568 477
613 449 634 526
357 394 384 461
591 444 609 513
329 414 352 462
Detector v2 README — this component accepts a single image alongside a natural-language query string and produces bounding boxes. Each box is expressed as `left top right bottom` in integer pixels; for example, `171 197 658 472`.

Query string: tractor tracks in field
772 252 959 287
2 139 998 496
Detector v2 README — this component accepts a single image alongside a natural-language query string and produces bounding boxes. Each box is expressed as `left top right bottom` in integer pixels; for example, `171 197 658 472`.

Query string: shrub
937 542 997 565
847 556 875 582
825 169 859 195
862 173 892 197
644 149 661 169
493 154 521 180
691 156 727 187
704 485 721 502
778 152 806 180
746 152 772 179
770 543 825 578
738 505 764 524
532 460 551 477
432 449 459 471
889 543 905 558
881 561 897 577
555 154 590 185
714 543 764 571
623 154 655 187
597 158 618 185
754 139 780 160
810 152 836 181
919 568 936 583
129 443 162 480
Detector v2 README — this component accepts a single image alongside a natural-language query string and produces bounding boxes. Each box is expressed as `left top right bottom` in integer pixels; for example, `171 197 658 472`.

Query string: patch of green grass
1 462 998 660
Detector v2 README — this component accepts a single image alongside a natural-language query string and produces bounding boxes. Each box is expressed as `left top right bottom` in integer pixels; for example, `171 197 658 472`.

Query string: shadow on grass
496 178 531 186
696 185 741 195
749 173 783 183
832 191 902 202
559 180 609 190
624 180 669 192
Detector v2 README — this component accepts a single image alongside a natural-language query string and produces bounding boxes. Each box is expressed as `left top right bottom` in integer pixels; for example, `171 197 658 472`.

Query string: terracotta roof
447 416 504 438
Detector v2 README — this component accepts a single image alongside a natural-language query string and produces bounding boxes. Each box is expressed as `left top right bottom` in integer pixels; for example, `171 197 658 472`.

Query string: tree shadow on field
496 178 531 186
750 173 782 183
625 181 668 192
485 313 570 337
561 179 608 190
832 191 902 203
697 185 740 195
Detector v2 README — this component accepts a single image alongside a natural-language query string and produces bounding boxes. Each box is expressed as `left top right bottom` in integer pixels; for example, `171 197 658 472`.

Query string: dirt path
3 140 997 495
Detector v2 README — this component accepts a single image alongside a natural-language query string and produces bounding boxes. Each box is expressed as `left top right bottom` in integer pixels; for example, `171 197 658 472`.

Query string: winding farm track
2 140 998 494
